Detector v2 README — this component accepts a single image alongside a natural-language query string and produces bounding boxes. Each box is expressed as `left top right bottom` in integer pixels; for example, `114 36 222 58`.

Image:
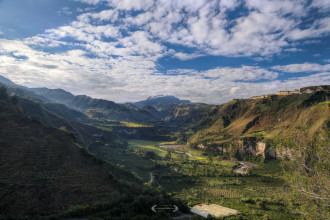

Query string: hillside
0 89 188 219
188 90 330 158
0 92 137 217
30 87 156 122
134 95 191 109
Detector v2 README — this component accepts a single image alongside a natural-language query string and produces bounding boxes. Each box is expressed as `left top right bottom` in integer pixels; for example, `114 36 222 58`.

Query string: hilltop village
248 85 329 99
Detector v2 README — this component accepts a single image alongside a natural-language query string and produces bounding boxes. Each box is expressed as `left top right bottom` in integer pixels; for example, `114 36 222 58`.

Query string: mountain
18 97 121 148
30 87 157 122
0 76 124 148
0 89 188 219
0 75 16 86
134 95 191 108
187 89 330 159
30 87 75 103
0 92 137 217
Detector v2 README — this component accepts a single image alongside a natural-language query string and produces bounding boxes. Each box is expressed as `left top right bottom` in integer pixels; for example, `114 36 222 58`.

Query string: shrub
262 214 269 220
241 197 255 203
257 201 266 210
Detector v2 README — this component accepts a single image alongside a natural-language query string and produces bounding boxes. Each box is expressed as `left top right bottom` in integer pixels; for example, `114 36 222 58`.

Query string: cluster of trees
54 186 189 219
0 86 18 104
135 148 157 160
272 126 330 219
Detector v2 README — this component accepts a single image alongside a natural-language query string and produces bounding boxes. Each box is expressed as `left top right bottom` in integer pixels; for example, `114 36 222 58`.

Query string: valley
0 77 329 219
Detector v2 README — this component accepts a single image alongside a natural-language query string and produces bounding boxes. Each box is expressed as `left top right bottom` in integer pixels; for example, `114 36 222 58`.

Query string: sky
0 0 329 104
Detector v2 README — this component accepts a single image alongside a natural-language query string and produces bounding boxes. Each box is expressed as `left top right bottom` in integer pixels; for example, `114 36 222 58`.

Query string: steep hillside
18 98 121 148
0 93 138 218
189 90 330 157
0 79 124 148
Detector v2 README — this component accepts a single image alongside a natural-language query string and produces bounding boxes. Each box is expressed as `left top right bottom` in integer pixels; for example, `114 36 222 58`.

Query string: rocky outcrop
256 142 266 157
241 137 275 159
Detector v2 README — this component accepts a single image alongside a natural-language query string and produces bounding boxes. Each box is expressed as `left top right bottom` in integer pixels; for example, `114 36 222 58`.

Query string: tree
11 95 19 105
207 154 213 164
272 126 330 219
0 87 8 100
145 151 156 159
164 150 172 161
184 154 190 162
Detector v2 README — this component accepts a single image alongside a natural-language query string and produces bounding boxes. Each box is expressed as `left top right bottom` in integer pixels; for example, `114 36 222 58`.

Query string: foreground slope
0 94 137 217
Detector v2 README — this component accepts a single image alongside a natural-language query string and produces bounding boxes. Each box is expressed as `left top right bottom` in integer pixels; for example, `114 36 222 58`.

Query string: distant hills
134 95 191 108
0 75 204 123
1 74 329 156
0 77 124 148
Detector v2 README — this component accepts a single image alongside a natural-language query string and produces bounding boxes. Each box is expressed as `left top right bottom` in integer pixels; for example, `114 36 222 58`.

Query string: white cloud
287 17 330 40
109 0 154 11
1 0 330 104
0 37 328 104
173 52 204 60
272 63 330 73
74 0 102 5
57 7 72 16
201 66 278 81
311 0 330 12
54 0 330 59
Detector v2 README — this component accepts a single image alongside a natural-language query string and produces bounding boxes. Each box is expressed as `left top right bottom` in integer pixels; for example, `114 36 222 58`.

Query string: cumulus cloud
272 63 330 73
0 0 330 104
173 52 204 61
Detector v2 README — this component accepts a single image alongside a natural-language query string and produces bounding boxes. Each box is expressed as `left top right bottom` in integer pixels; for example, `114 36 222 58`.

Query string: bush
0 87 8 100
257 201 266 210
262 214 269 220
241 197 255 203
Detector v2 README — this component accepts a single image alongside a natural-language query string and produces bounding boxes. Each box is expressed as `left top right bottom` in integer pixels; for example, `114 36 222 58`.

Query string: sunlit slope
189 91 330 143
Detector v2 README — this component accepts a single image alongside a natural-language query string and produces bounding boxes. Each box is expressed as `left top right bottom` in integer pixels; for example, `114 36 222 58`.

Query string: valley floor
91 139 302 219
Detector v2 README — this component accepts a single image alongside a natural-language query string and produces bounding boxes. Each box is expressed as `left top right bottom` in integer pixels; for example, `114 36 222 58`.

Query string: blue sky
0 0 329 104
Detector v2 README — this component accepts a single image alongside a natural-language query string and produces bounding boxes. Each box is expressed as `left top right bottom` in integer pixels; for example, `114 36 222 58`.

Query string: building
300 85 330 93
248 95 269 100
276 90 300 95
191 203 240 218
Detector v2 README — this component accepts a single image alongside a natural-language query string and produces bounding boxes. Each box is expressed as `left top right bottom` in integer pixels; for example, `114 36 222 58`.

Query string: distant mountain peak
134 95 191 109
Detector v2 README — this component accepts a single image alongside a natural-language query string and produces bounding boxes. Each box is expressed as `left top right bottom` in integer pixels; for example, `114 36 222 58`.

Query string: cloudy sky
0 0 329 104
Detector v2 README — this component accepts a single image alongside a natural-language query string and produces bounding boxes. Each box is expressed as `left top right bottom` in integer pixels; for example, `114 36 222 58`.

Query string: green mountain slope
187 90 330 158
0 93 138 218
0 79 124 148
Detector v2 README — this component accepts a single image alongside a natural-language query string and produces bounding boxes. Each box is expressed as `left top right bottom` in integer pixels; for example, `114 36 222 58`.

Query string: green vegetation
91 117 153 128
271 126 330 219
128 139 171 157
1 81 329 219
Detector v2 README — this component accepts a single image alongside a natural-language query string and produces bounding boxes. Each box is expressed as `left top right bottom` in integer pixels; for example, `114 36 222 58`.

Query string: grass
120 121 153 128
127 139 170 157
157 158 298 219
88 118 153 131
89 145 156 181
